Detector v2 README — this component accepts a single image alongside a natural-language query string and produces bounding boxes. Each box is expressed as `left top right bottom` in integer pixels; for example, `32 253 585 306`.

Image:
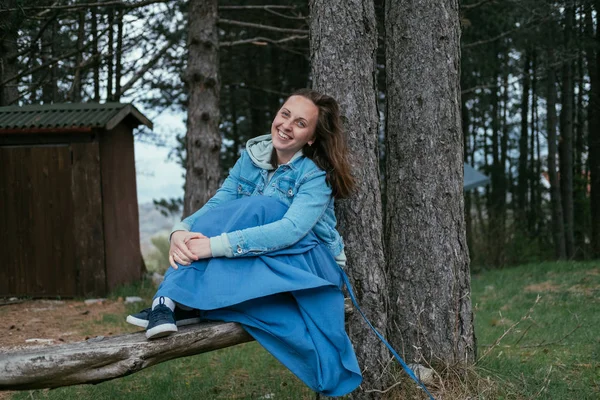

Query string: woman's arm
210 169 332 257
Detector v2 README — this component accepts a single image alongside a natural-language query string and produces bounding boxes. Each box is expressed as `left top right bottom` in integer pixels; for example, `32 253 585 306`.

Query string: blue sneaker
145 298 177 339
127 306 201 329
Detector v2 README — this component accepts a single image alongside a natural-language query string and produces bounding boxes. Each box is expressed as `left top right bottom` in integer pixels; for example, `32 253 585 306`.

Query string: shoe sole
146 323 177 339
127 316 201 329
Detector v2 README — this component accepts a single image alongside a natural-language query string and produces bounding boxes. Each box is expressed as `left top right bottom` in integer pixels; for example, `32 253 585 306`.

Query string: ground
0 298 140 350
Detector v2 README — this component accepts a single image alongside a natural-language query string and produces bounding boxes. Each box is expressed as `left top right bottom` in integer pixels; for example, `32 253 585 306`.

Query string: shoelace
339 268 436 400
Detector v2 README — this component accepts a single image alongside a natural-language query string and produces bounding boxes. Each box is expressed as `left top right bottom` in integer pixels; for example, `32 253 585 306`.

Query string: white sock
152 296 175 311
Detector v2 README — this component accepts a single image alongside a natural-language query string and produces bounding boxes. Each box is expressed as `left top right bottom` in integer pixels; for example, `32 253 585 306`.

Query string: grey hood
246 134 274 170
246 134 304 168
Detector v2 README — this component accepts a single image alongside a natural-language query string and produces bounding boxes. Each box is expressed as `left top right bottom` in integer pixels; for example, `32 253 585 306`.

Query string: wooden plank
71 141 106 296
0 145 75 297
99 125 143 290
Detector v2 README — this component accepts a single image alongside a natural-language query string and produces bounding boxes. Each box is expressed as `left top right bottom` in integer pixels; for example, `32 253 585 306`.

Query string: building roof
0 102 153 132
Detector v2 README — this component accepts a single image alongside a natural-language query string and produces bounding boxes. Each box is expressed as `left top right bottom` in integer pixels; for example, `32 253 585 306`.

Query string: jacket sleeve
170 151 248 238
210 168 332 257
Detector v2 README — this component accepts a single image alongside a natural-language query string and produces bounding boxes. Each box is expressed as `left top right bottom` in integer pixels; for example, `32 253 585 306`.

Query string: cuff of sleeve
209 234 234 258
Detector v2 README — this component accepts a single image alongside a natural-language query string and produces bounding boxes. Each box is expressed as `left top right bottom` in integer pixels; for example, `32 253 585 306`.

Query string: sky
133 110 186 204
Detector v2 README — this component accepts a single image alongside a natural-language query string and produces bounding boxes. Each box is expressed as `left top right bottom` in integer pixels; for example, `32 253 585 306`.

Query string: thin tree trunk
518 52 530 224
586 2 600 257
0 1 19 105
309 0 389 395
574 9 587 258
70 9 85 102
183 0 221 216
115 7 123 101
107 6 114 101
529 51 538 235
559 5 575 258
92 8 100 101
385 0 475 367
547 43 567 259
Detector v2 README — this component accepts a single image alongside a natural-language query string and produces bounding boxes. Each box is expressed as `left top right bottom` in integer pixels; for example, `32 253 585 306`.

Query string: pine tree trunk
183 0 221 216
309 0 390 395
115 8 124 101
92 8 100 102
384 0 475 365
518 52 530 223
70 9 85 102
559 5 576 258
0 1 19 106
107 7 114 101
586 2 600 257
547 44 567 259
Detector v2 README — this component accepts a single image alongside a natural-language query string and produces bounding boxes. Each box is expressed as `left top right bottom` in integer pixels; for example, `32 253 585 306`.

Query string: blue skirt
156 196 362 396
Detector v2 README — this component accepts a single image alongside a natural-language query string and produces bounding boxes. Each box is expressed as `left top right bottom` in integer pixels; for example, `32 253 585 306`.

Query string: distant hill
138 202 181 257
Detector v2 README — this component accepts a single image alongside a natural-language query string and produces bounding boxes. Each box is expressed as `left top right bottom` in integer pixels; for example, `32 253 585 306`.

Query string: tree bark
384 0 475 366
309 0 390 395
518 52 530 224
183 0 222 216
547 43 567 259
0 0 20 106
559 4 575 259
586 2 600 257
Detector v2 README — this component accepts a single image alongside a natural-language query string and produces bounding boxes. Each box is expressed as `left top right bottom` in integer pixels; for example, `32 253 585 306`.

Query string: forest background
1 0 598 268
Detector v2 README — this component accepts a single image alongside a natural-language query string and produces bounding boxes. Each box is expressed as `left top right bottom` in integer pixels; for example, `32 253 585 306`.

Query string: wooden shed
0 103 152 298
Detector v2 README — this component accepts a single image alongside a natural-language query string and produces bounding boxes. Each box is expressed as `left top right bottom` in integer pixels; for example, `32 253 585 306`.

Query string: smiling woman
126 89 362 396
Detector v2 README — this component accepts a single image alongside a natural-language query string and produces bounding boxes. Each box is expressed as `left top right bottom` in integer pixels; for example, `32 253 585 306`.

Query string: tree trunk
384 0 475 366
586 2 600 257
518 52 530 224
115 7 124 101
0 0 20 106
107 6 114 101
91 8 100 102
309 0 390 395
70 9 85 102
559 5 575 258
547 44 567 259
183 0 221 216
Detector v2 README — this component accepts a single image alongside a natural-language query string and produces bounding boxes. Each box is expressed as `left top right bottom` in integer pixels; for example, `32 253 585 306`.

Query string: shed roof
0 103 152 132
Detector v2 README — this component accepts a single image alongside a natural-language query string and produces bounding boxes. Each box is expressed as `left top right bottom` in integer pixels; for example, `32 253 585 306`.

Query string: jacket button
237 246 243 254
288 189 293 196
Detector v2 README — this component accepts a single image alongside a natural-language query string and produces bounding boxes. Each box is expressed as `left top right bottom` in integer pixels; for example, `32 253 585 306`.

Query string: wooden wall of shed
98 124 143 290
0 144 76 296
71 140 107 296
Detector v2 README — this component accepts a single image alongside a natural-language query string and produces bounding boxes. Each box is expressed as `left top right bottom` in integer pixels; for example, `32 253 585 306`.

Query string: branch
0 301 353 391
462 16 550 49
0 0 171 14
220 35 307 47
217 18 308 35
0 25 112 87
118 37 178 95
461 0 494 10
219 5 298 10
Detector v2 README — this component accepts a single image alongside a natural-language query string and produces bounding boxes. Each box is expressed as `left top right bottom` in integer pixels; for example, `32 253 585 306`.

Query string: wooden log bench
0 301 353 391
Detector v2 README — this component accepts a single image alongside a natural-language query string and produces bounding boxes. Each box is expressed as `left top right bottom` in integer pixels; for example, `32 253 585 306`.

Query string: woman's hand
169 231 206 269
186 237 212 260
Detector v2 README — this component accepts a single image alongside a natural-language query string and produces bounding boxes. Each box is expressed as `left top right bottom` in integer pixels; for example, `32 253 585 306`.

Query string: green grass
8 261 600 399
472 261 600 399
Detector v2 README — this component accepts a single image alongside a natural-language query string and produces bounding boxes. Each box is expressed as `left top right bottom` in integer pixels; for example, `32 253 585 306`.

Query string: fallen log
0 301 353 391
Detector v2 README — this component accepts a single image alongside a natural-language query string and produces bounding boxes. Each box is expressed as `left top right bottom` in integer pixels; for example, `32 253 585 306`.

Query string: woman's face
271 95 318 164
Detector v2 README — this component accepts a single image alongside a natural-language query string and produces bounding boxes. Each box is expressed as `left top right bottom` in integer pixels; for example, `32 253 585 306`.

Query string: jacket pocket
237 179 256 196
275 177 297 199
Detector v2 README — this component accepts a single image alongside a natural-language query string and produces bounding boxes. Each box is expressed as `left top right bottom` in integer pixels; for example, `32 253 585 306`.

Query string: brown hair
272 88 355 199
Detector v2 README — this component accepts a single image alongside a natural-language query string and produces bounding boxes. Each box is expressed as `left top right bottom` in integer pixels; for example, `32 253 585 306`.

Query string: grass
7 261 600 399
471 261 600 399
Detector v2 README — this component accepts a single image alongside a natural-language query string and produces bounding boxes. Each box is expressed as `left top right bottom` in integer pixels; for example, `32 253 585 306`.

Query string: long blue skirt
156 196 362 396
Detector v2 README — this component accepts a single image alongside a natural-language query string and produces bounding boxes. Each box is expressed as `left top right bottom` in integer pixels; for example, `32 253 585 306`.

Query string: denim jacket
171 134 345 259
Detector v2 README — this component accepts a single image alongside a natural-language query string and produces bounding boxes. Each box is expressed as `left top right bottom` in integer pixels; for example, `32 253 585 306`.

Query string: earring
308 141 313 146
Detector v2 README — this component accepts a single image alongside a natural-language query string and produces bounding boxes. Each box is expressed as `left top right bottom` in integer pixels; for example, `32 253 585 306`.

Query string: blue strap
339 268 435 400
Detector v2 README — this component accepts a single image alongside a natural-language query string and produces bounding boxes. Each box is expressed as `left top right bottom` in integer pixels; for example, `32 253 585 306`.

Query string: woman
127 89 362 396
